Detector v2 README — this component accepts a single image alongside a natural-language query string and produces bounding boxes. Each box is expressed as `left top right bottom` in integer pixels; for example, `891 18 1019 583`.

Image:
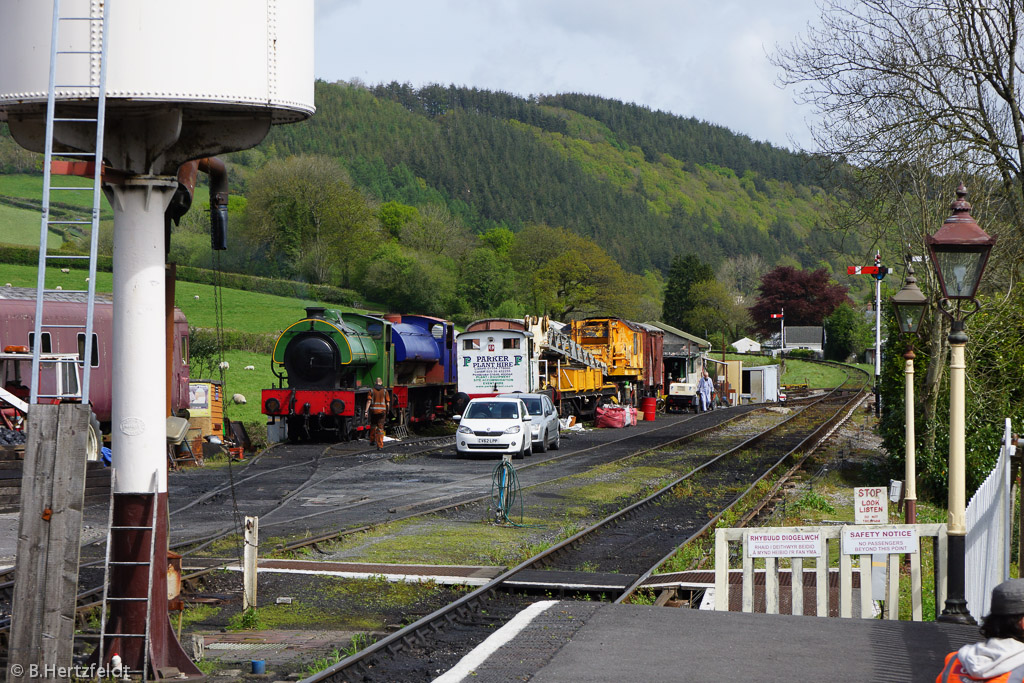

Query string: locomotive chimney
305 307 326 319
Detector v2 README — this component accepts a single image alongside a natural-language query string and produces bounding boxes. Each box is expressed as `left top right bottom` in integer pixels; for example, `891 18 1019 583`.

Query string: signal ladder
30 0 157 672
97 471 158 678
29 0 109 409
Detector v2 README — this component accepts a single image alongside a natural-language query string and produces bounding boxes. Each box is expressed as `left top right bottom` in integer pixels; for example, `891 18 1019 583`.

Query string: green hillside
249 81 843 274
1 83 865 328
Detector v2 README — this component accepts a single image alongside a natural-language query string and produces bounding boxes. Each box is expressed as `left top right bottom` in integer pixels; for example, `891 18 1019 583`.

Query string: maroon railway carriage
0 286 190 429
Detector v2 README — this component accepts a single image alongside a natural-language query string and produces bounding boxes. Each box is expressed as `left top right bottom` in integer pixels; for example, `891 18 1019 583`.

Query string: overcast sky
313 0 823 152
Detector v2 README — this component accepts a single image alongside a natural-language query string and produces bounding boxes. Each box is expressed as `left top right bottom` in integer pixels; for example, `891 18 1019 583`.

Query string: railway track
301 377 868 682
166 405 771 556
0 403 758 646
0 365 864 668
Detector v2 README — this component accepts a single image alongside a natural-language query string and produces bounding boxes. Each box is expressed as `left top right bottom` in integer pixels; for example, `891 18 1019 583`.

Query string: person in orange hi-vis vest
364 377 390 450
937 579 1024 682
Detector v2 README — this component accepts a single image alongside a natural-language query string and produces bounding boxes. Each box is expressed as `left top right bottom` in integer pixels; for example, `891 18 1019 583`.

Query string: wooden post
8 404 89 681
243 516 259 611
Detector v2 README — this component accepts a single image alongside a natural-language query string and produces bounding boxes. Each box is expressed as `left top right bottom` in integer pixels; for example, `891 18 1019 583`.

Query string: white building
732 337 761 354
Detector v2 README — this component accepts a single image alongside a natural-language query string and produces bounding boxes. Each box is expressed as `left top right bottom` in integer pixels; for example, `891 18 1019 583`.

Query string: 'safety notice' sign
842 526 919 555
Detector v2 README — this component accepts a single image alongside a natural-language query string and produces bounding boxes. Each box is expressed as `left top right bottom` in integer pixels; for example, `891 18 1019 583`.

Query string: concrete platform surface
441 601 980 683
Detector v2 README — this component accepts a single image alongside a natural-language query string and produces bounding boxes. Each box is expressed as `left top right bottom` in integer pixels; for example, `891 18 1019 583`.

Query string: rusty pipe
164 157 229 252
199 157 229 251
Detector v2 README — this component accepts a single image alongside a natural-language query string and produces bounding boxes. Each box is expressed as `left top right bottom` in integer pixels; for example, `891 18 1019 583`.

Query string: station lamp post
928 184 996 625
891 264 927 525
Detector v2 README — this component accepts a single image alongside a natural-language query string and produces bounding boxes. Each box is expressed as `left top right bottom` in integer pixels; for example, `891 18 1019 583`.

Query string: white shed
732 337 761 354
741 364 780 403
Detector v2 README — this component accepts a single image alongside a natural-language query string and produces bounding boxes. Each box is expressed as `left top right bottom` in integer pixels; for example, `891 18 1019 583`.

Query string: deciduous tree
822 302 871 362
750 266 849 335
683 279 752 342
510 223 638 320
245 155 381 287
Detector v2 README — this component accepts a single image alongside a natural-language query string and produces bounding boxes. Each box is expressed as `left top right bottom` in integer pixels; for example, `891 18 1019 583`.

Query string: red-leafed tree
750 266 850 336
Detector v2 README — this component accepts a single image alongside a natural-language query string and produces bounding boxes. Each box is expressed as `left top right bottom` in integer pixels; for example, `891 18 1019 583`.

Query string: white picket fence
965 418 1014 621
714 524 947 620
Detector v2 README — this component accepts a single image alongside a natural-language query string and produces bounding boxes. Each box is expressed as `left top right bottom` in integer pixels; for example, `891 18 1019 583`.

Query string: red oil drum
641 396 657 422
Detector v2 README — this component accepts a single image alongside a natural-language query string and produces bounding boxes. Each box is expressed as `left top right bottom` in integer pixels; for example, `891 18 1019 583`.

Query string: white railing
965 418 1014 621
714 524 947 620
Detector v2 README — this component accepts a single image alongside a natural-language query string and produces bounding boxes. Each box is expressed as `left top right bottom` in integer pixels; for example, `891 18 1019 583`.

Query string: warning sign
746 530 822 558
842 526 918 555
854 486 888 524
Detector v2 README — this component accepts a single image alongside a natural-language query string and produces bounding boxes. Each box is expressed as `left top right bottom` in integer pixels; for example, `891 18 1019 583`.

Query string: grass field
0 203 64 248
716 353 872 389
0 172 113 214
0 173 114 247
0 262 357 433
0 262 340 332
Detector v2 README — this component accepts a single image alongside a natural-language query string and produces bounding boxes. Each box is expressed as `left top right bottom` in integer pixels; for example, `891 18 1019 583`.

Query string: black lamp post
928 184 996 625
890 264 927 525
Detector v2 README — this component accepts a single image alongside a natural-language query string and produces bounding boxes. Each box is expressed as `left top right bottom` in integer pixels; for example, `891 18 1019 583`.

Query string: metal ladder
29 0 110 406
97 470 159 679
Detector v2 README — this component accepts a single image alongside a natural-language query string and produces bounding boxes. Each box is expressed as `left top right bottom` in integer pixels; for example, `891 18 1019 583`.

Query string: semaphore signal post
847 253 888 416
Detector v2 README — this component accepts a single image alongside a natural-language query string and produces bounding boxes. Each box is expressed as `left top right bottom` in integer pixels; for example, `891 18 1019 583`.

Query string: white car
516 393 561 452
454 397 532 458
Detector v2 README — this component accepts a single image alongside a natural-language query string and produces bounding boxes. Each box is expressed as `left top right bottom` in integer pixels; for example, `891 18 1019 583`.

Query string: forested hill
240 80 841 274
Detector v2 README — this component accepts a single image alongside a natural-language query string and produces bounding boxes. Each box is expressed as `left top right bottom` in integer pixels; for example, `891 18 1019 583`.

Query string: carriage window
28 332 51 353
633 334 638 355
77 333 99 367
580 322 608 338
463 338 480 350
502 338 520 349
181 336 189 364
431 324 444 339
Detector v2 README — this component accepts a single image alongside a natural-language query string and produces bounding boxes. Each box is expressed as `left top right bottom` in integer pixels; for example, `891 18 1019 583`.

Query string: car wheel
535 431 547 453
551 429 560 450
524 441 532 457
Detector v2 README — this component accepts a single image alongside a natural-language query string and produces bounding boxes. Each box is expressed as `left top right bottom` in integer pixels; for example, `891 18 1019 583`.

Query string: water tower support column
103 176 200 677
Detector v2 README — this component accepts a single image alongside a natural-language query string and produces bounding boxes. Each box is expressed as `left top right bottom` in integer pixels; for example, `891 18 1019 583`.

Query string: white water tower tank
0 0 314 172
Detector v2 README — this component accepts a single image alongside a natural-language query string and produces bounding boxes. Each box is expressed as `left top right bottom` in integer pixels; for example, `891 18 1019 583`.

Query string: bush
189 327 220 379
242 420 268 453
785 349 816 360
